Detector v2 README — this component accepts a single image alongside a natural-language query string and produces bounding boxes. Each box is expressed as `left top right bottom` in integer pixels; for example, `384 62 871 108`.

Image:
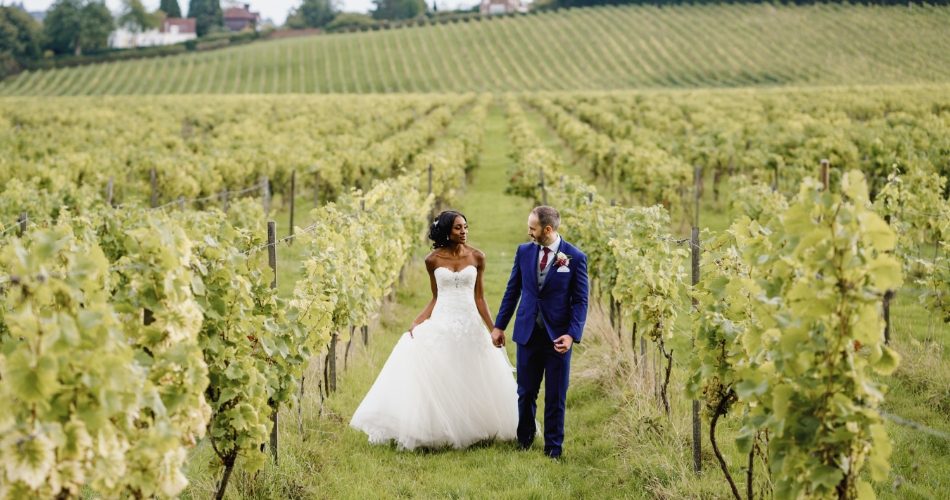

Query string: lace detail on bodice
426 266 483 340
434 265 477 298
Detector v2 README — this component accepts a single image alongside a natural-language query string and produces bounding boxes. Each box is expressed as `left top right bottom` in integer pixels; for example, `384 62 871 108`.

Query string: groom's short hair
532 206 560 231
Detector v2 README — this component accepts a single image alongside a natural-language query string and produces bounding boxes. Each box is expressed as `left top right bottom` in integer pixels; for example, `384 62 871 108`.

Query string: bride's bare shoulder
469 247 486 265
424 250 445 268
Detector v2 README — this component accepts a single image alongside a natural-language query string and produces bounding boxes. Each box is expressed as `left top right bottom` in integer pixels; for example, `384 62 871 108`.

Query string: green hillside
3 3 950 96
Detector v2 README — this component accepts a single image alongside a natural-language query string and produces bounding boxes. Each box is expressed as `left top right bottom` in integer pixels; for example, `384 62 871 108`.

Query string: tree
0 6 43 78
159 0 183 18
285 0 337 29
187 0 223 36
119 0 161 47
43 0 113 56
371 0 427 21
43 0 82 55
80 1 114 52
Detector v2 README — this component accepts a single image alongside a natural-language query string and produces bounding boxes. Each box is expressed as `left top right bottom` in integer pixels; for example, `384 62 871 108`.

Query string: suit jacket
495 239 589 345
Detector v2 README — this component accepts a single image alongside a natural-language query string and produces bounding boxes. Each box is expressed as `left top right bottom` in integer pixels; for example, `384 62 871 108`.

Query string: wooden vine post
690 226 702 474
221 189 228 214
879 180 896 345
345 325 355 370
266 221 279 464
150 168 158 208
178 196 185 210
313 169 320 209
694 165 701 228
297 375 306 440
820 159 830 191
289 170 296 244
328 331 338 393
428 163 434 220
106 178 114 206
18 212 26 238
262 175 270 216
539 166 548 206
883 289 894 345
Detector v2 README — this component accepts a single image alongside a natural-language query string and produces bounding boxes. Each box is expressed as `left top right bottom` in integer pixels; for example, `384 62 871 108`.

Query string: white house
109 18 197 49
479 0 528 15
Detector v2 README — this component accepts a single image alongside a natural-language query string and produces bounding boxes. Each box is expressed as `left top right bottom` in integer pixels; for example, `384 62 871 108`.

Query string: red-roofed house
224 4 261 32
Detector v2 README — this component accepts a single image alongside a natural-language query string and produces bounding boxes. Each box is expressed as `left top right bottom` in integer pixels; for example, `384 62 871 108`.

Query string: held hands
490 328 506 348
553 335 574 354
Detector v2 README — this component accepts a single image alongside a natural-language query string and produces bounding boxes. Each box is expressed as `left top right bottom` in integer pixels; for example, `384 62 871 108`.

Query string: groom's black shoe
547 454 560 463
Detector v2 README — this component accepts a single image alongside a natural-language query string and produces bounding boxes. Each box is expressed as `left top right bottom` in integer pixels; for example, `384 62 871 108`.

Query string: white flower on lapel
554 252 571 271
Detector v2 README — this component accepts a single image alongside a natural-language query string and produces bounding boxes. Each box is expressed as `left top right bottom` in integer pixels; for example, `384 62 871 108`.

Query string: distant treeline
535 0 949 9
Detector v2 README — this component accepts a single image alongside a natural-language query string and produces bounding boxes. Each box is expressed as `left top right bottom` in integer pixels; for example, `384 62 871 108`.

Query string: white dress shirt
538 234 561 271
535 234 562 327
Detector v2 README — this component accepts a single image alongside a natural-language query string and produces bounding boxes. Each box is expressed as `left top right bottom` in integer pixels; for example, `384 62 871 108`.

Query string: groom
492 206 589 460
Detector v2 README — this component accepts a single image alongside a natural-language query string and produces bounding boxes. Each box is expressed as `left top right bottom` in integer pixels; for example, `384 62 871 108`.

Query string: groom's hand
553 335 574 354
491 328 506 348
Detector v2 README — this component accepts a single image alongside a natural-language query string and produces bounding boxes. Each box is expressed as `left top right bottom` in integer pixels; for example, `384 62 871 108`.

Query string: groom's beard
535 233 557 247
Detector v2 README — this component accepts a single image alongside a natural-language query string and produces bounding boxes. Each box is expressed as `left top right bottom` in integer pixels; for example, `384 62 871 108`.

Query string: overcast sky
13 0 480 26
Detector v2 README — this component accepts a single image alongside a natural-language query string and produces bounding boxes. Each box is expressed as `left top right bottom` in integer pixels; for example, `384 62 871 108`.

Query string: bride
350 210 518 450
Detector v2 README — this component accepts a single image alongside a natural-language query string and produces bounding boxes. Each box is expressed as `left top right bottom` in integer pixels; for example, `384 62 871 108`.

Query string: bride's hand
409 322 421 338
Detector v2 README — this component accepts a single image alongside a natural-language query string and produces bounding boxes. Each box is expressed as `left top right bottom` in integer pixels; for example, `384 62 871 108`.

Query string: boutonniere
554 252 572 269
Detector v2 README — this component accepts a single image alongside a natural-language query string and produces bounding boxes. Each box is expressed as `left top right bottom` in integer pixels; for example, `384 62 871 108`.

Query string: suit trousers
516 321 572 457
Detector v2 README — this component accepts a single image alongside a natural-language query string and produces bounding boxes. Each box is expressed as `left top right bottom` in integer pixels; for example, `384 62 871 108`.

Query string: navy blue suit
495 239 589 457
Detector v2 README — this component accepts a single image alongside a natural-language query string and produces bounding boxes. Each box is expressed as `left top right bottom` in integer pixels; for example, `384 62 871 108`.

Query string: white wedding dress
350 265 518 450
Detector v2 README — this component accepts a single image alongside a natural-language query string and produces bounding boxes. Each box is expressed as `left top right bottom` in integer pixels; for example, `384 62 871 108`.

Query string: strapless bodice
429 265 481 334
434 265 477 298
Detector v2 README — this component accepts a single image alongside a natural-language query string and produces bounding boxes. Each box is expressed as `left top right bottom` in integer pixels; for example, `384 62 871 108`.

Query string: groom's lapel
530 243 540 289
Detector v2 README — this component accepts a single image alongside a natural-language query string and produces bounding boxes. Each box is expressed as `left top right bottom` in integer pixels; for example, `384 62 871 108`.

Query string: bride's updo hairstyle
429 210 466 249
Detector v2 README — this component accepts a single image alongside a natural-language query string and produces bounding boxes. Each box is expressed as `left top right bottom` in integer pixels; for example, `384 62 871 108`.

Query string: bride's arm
409 257 439 337
473 251 495 331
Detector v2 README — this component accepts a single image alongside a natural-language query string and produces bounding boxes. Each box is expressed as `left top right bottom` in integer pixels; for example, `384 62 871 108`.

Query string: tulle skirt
350 317 519 450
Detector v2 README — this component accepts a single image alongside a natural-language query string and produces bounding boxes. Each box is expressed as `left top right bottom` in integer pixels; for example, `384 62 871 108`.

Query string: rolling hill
2 3 950 96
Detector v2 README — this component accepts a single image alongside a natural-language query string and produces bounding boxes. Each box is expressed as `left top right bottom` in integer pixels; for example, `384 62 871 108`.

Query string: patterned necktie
540 247 551 272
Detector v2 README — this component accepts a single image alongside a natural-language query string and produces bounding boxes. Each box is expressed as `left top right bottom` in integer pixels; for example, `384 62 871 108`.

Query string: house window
171 25 179 34
489 4 506 14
